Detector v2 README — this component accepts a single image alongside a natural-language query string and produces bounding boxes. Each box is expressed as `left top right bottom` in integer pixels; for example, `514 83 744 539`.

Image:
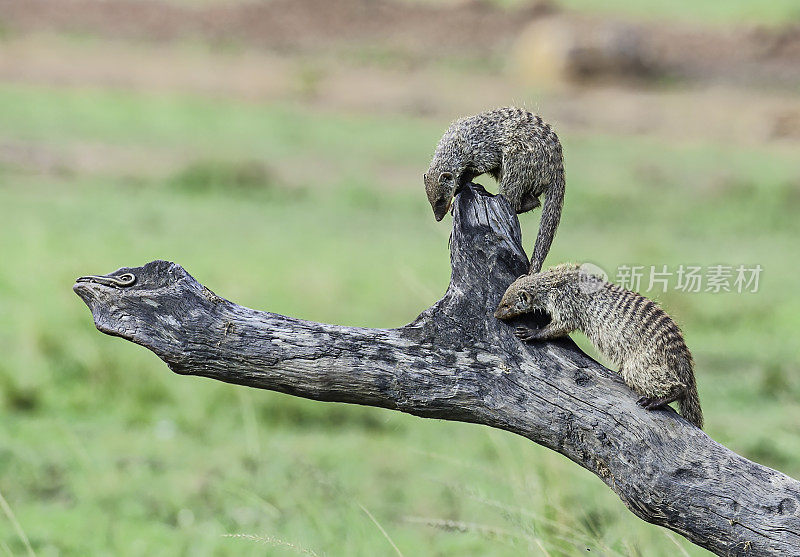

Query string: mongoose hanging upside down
494 263 704 428
424 107 565 273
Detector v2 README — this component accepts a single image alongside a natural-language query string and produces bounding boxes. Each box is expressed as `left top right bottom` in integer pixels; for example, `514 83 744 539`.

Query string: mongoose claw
514 326 539 341
637 396 671 411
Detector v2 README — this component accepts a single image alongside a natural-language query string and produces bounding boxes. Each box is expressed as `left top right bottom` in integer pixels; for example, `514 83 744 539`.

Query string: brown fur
495 263 703 428
424 107 565 273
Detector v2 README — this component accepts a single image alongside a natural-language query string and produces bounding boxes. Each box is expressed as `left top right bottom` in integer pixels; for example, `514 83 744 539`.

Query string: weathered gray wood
74 184 800 556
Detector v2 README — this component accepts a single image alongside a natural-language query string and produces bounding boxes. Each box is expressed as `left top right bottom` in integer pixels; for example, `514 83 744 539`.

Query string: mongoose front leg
514 326 541 341
514 321 571 342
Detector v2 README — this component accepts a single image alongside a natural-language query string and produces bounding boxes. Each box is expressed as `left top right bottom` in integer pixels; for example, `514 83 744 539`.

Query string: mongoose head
424 170 457 221
494 263 591 320
494 274 550 320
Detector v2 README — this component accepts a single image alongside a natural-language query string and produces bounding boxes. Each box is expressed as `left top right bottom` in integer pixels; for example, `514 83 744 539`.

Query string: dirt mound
511 15 800 88
512 17 656 86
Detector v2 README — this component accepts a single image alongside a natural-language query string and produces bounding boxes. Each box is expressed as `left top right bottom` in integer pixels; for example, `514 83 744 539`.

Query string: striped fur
424 107 565 273
494 263 703 428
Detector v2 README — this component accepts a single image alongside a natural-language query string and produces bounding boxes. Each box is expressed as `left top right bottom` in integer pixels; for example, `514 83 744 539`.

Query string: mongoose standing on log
424 107 565 273
494 263 704 428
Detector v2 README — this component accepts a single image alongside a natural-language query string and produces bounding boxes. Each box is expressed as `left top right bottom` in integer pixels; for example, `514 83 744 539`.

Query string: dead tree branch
74 184 800 555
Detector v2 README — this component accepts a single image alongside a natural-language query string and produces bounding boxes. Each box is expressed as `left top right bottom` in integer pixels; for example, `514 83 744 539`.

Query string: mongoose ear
438 172 453 184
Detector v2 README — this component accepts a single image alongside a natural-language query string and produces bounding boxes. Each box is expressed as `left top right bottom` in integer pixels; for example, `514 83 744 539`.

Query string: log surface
74 184 800 556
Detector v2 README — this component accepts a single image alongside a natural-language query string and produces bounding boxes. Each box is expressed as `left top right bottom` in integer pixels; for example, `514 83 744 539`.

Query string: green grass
554 0 800 25
153 0 800 24
1 83 799 555
398 0 800 24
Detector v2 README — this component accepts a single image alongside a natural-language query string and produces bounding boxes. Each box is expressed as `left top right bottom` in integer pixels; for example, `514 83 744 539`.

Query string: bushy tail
679 370 704 429
529 168 565 273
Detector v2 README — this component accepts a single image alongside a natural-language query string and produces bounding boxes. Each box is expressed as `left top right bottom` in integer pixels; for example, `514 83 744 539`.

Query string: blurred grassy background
1 0 799 555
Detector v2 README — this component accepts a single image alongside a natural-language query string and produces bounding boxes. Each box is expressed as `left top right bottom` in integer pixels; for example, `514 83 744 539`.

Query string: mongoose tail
529 167 564 274
678 364 704 428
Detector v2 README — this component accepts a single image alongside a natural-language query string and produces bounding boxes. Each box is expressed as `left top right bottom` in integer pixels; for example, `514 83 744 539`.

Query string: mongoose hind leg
515 192 541 214
498 145 542 214
637 383 687 411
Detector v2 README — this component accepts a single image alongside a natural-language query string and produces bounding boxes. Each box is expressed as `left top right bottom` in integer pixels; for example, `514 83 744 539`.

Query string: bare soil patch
0 0 549 56
1 0 799 87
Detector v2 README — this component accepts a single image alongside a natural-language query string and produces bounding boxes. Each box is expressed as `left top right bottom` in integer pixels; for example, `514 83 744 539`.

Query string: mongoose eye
438 172 453 184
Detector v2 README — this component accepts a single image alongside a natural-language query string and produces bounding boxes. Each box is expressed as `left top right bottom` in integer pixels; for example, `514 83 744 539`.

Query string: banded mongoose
494 263 704 428
424 107 565 273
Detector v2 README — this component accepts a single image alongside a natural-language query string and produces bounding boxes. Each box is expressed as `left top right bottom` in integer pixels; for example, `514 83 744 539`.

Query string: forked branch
74 184 800 555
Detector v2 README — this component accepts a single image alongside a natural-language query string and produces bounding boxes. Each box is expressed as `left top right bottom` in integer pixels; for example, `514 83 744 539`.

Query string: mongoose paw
514 326 539 341
637 396 671 411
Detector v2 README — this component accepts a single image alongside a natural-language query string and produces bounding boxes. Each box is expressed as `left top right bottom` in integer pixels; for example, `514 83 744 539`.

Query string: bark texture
74 183 800 556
